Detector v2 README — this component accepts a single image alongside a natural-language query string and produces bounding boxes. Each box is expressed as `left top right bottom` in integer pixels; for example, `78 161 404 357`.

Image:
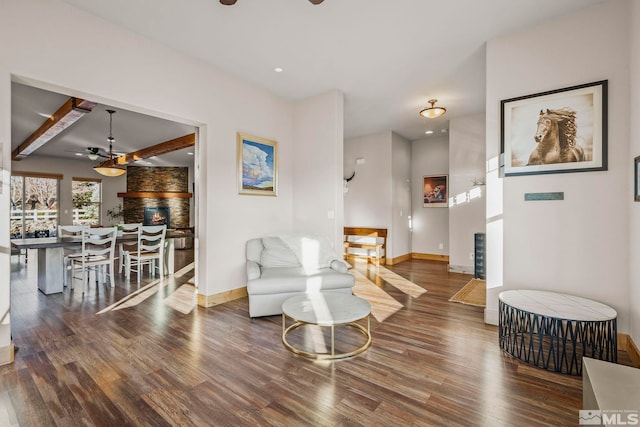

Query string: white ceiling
13 0 606 164
11 82 197 166
59 0 605 142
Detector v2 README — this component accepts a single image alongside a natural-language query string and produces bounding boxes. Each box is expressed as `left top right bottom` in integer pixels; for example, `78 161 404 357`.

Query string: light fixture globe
419 99 447 119
94 165 126 177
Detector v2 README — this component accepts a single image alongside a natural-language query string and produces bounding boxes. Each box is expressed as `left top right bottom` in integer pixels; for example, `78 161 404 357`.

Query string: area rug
449 278 486 307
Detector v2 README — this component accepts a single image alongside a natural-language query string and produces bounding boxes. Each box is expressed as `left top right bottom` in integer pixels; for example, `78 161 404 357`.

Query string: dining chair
70 227 117 294
58 224 89 287
125 225 167 282
117 223 142 274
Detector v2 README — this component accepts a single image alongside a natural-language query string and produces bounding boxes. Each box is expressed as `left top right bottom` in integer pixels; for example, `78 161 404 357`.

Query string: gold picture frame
237 132 278 196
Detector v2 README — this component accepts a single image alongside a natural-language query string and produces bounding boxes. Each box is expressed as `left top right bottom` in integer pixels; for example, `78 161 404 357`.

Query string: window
10 172 61 238
72 177 102 226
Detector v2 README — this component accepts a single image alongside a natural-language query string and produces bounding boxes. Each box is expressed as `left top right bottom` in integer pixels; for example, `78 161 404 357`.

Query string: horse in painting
527 108 584 165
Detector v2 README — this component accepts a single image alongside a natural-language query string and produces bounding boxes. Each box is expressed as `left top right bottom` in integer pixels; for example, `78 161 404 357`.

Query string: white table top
583 358 640 410
282 293 371 326
499 290 617 321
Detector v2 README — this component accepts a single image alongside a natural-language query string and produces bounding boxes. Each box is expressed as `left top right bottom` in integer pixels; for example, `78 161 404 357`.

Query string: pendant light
94 109 126 177
419 99 447 119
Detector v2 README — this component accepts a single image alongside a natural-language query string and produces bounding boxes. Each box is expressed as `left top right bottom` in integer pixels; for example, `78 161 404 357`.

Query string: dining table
10 229 194 295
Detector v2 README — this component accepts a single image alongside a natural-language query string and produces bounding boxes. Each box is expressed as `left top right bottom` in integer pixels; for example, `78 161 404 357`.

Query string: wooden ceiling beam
96 133 196 168
12 97 97 161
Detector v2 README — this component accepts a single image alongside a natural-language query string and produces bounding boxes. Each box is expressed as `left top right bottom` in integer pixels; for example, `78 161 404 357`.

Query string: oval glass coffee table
282 293 372 360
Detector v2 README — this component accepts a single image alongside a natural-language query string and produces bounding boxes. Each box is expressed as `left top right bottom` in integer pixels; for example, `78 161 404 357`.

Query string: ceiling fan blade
86 147 110 158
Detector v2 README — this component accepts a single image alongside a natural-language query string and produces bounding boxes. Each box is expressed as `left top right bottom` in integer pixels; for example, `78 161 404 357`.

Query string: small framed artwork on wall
423 175 448 207
237 132 278 196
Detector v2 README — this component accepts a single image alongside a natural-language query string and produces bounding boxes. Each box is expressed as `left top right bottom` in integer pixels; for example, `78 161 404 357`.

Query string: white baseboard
484 308 498 325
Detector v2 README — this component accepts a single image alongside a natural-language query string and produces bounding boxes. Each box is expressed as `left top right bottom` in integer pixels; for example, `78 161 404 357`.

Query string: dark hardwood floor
1 255 633 426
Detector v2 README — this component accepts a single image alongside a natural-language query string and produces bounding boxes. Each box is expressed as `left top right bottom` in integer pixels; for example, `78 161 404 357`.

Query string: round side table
499 290 617 376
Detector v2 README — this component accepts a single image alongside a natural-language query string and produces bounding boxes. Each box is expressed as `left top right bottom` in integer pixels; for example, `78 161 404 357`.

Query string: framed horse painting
501 80 607 177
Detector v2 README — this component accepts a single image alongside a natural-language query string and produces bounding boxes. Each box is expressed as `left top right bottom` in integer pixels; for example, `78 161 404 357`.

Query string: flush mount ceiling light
94 110 126 177
419 99 447 119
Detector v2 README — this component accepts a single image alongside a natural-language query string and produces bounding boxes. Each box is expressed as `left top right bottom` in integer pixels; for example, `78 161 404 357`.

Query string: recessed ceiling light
187 152 194 156
425 130 434 135
274 67 284 73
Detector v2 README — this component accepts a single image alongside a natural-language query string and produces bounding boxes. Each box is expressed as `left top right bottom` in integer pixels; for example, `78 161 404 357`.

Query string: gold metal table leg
331 325 335 356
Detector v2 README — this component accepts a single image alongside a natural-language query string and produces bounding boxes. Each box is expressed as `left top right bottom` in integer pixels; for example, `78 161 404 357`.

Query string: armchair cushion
247 267 352 295
260 236 300 268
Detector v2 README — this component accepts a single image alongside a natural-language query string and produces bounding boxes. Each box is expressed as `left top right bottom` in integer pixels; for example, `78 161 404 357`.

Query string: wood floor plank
61 361 133 427
1 368 56 426
0 391 19 427
20 351 84 423
2 254 636 426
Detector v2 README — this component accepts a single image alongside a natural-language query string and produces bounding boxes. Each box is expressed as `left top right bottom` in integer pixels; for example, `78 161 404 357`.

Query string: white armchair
246 234 354 317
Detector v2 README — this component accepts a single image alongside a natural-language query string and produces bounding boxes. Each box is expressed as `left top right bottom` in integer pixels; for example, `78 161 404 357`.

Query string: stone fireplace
118 166 192 229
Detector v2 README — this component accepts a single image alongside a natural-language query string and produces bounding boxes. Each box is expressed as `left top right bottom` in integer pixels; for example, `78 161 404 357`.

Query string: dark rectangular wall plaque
524 192 564 201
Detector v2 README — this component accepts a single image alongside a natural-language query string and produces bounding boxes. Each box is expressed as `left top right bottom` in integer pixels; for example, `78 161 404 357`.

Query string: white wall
448 114 486 273
343 131 411 260
11 155 126 226
411 136 449 256
0 71 11 364
485 0 631 331
391 132 412 259
629 0 640 346
344 132 392 229
292 90 344 251
0 0 309 359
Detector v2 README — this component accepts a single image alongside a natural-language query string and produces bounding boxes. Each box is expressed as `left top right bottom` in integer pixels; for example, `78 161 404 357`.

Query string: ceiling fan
85 147 110 160
65 146 111 160
220 0 323 4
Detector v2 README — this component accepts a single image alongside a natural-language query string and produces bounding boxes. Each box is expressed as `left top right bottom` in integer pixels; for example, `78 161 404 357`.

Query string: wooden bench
344 227 387 266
